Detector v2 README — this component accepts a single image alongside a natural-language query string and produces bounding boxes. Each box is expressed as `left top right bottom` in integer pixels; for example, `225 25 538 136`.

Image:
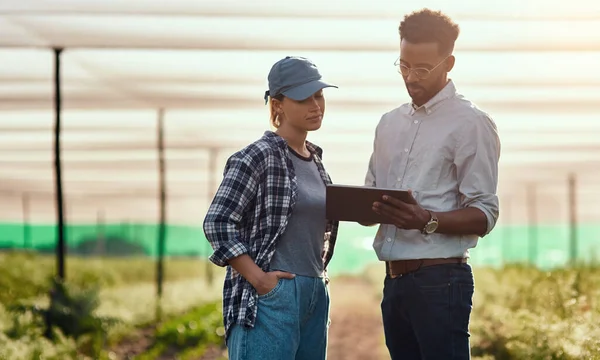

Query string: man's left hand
372 190 430 230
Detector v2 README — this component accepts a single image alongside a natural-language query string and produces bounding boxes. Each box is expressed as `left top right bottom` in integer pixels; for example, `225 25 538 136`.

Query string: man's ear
446 55 456 73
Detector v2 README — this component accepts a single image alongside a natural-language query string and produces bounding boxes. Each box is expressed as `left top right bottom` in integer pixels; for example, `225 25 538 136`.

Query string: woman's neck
275 127 308 155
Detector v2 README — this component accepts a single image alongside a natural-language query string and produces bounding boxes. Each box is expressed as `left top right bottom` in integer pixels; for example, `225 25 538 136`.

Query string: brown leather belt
386 257 467 278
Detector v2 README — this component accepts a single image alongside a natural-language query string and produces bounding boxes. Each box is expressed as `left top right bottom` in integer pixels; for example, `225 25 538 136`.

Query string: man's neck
413 79 450 108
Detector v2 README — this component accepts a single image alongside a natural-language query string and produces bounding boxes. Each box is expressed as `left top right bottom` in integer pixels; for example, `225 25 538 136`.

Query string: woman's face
275 89 325 132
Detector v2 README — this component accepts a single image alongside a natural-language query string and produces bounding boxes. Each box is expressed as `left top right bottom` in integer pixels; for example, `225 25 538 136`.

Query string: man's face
399 39 453 106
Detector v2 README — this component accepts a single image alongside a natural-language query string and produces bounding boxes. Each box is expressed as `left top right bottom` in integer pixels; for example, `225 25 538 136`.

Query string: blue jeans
227 275 330 360
381 263 475 360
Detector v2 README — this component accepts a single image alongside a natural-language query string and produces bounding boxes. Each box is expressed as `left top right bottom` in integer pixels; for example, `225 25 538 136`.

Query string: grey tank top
269 147 327 277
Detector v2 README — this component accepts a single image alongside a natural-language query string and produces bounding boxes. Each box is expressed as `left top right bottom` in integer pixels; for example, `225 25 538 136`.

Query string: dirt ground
207 276 389 360
111 276 389 360
326 276 388 360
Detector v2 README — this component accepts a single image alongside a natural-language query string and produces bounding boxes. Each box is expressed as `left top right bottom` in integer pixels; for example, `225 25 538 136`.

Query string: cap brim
282 80 338 101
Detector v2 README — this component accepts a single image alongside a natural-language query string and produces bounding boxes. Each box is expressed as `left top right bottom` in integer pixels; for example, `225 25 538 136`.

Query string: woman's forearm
229 254 266 288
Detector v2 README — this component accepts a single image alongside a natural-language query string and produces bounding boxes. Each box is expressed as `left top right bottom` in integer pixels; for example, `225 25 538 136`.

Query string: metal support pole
568 173 577 265
526 184 538 266
22 193 31 249
502 196 511 266
156 109 167 300
206 147 218 286
97 209 106 256
53 47 66 280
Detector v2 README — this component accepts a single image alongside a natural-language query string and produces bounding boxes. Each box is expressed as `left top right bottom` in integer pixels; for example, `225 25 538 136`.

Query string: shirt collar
408 79 457 116
262 130 323 158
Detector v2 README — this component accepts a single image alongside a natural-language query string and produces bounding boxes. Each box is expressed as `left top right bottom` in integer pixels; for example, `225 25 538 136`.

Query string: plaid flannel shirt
202 131 339 340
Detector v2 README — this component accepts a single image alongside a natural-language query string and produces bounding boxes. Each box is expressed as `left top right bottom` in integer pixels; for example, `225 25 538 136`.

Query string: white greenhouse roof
0 0 599 224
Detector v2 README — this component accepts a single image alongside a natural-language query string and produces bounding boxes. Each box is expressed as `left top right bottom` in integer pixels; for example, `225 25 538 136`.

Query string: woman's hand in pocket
254 270 295 296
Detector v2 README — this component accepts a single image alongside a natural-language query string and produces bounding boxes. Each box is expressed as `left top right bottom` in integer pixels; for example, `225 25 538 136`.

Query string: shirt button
386 237 392 243
404 148 409 153
413 120 419 124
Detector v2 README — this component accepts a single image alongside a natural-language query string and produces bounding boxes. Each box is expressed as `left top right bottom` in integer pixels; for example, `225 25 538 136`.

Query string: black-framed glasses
394 55 450 80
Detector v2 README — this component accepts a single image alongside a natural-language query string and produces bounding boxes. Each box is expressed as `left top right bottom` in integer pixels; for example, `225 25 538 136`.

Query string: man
363 8 501 360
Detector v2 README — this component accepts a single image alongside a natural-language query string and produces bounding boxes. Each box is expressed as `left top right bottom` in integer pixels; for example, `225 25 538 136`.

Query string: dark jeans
381 262 474 360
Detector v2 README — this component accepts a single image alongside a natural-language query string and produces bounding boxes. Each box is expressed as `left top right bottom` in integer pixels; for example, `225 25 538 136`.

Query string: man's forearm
433 207 488 237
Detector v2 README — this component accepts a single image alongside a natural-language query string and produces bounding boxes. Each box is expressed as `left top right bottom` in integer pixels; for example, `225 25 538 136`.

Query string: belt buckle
388 261 403 279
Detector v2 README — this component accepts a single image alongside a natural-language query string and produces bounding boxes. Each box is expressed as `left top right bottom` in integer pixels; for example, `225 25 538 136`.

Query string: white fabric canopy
1 0 599 224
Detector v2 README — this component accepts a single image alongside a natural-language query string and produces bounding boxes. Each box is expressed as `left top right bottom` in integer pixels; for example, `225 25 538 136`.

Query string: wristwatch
421 211 439 234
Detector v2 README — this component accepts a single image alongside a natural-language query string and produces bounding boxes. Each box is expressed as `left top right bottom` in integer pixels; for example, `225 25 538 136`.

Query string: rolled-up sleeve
454 113 501 236
202 152 265 267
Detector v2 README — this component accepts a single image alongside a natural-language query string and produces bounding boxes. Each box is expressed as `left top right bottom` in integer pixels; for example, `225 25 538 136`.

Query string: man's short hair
399 9 460 55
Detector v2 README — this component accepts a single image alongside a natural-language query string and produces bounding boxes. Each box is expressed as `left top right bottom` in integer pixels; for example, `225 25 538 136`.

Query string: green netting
1 222 599 277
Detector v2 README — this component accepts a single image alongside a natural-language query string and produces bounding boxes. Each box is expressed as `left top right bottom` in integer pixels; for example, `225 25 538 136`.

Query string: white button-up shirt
365 80 501 261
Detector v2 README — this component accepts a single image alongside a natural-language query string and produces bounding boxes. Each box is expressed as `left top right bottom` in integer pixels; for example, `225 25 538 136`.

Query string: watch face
425 222 438 233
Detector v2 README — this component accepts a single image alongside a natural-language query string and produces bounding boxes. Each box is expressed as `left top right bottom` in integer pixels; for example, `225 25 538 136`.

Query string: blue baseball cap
264 56 337 104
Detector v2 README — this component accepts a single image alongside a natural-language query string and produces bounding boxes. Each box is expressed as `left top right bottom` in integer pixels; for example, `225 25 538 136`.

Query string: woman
203 56 340 360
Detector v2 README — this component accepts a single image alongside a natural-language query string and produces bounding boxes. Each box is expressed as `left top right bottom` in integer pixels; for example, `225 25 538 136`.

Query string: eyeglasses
394 55 450 80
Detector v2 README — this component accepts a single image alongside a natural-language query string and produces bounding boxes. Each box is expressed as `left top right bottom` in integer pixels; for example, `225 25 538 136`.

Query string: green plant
361 262 600 359
8 277 119 358
469 265 600 360
0 252 224 359
0 251 223 307
0 251 54 305
135 302 226 359
0 328 81 360
156 302 224 347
